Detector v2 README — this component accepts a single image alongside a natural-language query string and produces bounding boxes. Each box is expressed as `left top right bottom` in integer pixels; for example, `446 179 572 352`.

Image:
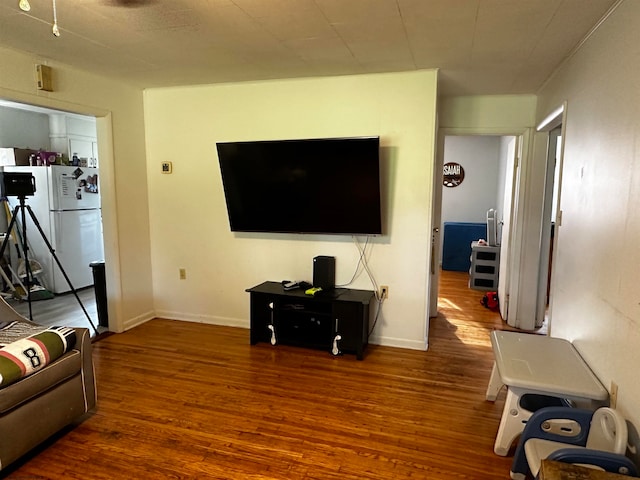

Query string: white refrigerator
4 165 104 294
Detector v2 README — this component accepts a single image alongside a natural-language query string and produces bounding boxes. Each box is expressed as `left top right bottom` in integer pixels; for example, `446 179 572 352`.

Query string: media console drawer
246 281 375 360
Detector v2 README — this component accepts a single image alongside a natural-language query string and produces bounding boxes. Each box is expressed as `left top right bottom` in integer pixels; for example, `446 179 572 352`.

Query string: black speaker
313 256 335 290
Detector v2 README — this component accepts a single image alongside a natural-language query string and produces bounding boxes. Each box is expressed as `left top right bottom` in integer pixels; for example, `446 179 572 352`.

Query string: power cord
335 235 385 338
368 296 384 338
351 236 381 300
337 236 382 297
335 235 370 288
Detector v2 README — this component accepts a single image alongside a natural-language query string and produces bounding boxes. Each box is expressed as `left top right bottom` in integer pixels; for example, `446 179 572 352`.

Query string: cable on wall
334 235 385 338
353 235 380 299
335 235 370 288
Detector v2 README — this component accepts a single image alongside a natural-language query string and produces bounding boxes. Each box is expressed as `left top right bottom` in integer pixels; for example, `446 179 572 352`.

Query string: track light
18 0 61 37
52 0 60 36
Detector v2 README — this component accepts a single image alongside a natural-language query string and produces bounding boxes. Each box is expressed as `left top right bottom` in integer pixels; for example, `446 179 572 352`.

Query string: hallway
434 268 506 339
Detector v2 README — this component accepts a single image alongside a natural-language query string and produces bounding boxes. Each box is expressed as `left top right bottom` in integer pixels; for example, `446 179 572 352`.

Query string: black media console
246 281 375 360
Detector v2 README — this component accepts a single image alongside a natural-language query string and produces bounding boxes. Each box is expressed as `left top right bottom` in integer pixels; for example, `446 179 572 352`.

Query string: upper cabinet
49 114 98 167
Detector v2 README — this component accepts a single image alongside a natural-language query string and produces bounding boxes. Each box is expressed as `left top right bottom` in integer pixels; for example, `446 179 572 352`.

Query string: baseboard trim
126 312 425 352
368 335 427 351
123 310 155 331
153 310 249 329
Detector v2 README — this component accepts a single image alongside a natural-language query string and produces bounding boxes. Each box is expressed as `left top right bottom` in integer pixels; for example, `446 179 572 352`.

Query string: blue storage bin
442 222 486 272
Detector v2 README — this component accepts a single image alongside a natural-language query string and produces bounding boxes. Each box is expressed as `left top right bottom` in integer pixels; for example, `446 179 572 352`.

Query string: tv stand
246 281 375 360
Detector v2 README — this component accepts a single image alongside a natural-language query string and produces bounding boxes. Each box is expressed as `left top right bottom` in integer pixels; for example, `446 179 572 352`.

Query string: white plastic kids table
486 330 609 456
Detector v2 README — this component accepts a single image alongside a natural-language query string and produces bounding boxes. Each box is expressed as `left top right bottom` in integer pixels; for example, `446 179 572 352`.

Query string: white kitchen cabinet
69 136 98 167
49 114 98 167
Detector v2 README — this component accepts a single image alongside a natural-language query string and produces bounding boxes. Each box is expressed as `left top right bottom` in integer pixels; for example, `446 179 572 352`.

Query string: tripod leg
0 205 21 301
24 205 99 335
0 204 20 261
19 199 33 320
2 203 35 319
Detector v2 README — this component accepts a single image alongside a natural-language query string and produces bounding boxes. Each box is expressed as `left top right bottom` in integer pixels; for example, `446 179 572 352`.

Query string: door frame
0 95 122 332
429 127 532 327
534 103 568 334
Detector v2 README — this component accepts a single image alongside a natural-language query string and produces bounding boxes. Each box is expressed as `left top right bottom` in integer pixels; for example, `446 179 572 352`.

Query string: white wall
143 70 438 350
537 0 640 431
0 46 154 331
439 95 537 131
441 135 501 224
0 107 49 150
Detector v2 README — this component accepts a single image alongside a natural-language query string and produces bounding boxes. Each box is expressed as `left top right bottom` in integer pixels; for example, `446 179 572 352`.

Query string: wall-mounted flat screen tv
216 136 382 235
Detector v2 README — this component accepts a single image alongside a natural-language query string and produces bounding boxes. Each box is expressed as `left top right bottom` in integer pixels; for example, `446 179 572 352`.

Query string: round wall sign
443 162 465 188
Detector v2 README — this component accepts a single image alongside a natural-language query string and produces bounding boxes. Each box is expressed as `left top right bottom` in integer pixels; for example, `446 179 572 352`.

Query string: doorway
0 100 104 333
535 105 566 333
429 131 521 329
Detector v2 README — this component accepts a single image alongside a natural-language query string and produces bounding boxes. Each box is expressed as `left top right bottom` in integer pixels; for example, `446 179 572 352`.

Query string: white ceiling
0 0 620 96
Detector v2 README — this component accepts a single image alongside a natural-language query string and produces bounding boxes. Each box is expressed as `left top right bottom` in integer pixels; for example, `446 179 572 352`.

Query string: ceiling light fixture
52 0 60 37
18 0 61 37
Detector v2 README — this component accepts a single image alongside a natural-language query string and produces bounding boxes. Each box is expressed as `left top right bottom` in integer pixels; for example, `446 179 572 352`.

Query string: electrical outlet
179 268 186 280
610 381 618 409
379 285 389 299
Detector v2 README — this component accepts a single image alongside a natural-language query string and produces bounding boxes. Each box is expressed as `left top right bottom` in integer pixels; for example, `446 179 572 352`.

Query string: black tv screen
216 136 382 235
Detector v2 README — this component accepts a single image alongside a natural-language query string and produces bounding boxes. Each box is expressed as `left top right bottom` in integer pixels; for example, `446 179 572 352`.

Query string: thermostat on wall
161 161 172 174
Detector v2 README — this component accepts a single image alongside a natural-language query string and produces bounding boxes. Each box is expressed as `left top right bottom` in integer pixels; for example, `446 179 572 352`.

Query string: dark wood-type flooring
2 270 522 479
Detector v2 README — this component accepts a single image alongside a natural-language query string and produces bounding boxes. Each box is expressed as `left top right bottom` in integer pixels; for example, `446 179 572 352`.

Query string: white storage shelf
469 241 500 291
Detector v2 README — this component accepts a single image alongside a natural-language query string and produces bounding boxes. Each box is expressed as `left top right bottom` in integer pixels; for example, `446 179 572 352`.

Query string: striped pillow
0 327 76 388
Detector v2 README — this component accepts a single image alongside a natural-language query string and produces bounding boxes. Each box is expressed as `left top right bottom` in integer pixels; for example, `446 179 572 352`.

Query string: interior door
497 137 519 319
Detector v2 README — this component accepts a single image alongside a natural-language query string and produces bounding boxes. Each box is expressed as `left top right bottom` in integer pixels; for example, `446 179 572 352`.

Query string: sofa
0 296 97 471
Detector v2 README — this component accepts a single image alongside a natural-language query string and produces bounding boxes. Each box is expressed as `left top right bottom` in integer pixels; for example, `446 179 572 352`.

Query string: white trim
368 334 428 351
150 315 428 351
537 103 568 335
123 310 156 331
153 311 249 329
0 92 124 334
537 105 565 132
95 113 125 334
536 0 623 95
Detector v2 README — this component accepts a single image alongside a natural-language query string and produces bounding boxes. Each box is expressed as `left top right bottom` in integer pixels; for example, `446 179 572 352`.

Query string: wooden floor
2 270 517 479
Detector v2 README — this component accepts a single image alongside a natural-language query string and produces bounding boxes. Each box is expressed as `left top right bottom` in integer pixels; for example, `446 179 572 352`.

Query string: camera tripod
0 195 98 335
